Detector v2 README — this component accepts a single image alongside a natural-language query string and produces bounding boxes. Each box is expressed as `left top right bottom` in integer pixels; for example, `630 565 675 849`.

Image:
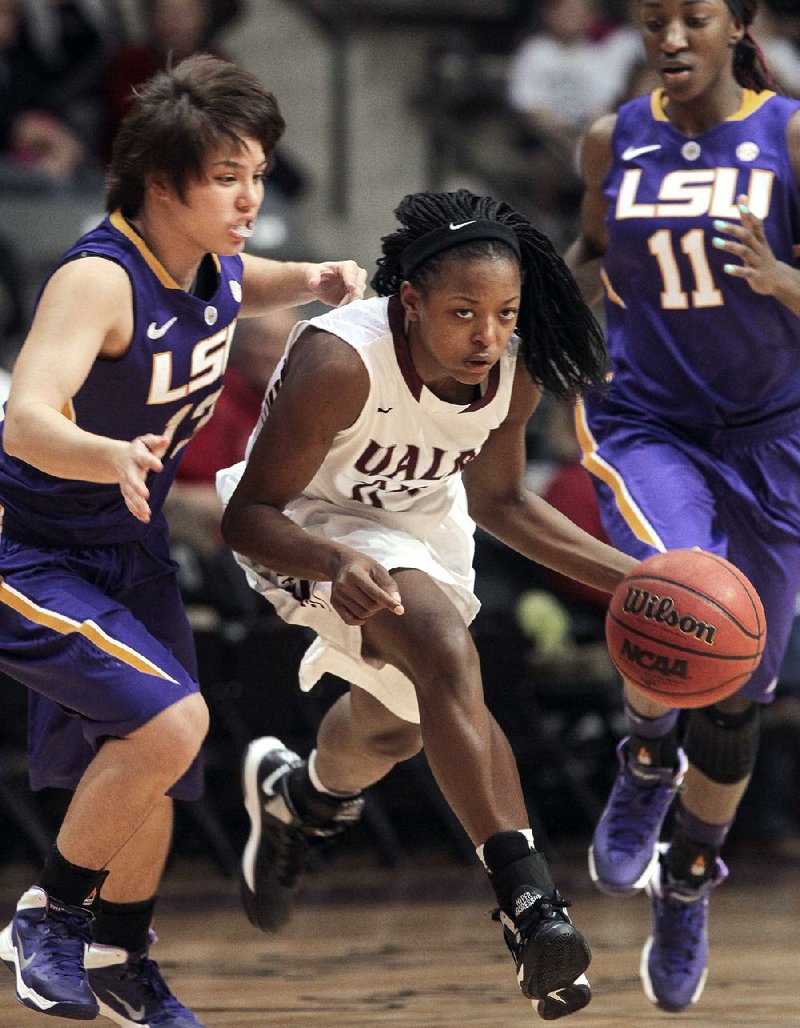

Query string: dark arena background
1 2 799 1024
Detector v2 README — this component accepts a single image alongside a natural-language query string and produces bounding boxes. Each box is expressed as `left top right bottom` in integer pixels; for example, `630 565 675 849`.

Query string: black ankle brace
38 844 108 909
482 832 555 916
667 834 718 884
629 728 679 770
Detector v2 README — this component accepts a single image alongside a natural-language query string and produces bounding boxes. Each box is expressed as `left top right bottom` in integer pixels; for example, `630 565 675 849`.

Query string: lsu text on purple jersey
596 89 800 428
0 211 243 546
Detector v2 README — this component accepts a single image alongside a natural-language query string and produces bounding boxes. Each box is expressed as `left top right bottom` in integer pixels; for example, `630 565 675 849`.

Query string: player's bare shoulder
504 355 543 426
580 112 617 186
281 325 370 431
36 256 134 358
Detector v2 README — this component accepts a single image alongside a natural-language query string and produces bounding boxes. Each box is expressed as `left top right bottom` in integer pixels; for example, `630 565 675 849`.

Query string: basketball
605 549 766 708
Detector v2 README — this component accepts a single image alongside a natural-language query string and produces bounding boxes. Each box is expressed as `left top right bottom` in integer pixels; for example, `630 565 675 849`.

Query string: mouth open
661 63 692 83
231 221 254 240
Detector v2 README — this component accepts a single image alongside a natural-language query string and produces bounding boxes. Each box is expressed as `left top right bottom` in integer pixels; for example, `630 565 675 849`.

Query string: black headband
400 219 522 277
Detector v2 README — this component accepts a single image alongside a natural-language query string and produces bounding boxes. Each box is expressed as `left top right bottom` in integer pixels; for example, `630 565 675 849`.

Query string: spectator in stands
506 0 635 236
20 0 124 155
101 0 307 199
0 0 94 184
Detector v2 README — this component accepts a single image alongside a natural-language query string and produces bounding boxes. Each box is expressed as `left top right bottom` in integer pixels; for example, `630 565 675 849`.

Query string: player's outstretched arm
239 253 368 316
4 259 158 485
220 329 403 624
464 365 638 595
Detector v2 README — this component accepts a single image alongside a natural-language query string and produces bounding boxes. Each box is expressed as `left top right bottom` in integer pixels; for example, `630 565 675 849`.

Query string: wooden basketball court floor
0 850 797 1028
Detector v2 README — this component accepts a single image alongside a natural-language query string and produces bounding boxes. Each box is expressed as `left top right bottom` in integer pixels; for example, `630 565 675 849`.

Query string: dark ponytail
728 0 775 91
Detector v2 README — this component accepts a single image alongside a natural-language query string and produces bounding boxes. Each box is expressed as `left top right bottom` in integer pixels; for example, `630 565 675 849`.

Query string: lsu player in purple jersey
565 0 800 1014
0 54 366 1025
218 188 641 1021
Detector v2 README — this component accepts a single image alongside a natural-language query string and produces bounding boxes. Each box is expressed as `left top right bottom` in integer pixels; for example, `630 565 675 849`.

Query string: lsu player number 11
565 0 800 1016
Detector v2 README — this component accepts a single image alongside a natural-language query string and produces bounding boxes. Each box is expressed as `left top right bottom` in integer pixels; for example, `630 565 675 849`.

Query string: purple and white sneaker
641 844 728 1012
86 930 205 1026
589 738 687 895
3 886 98 1020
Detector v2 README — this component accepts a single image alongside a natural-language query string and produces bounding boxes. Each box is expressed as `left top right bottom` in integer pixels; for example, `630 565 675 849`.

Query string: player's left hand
713 195 793 297
305 260 368 307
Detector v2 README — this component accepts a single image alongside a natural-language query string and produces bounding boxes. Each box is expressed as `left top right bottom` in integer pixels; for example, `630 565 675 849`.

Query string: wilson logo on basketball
621 588 717 644
620 638 688 678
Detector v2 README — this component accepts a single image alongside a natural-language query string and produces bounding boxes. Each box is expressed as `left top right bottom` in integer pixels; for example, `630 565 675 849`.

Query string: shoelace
33 910 93 981
491 891 573 942
654 891 706 974
273 824 319 888
606 773 673 853
268 782 362 887
108 954 176 1007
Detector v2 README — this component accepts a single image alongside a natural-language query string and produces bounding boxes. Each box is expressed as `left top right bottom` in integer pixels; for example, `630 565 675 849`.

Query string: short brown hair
105 54 285 215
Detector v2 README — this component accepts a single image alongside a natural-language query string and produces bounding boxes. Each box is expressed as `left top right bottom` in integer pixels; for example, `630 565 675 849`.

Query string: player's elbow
220 498 245 552
468 488 522 536
2 404 30 460
220 493 264 560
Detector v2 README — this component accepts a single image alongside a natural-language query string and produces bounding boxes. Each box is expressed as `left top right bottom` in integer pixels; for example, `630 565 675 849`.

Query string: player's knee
144 694 209 776
410 630 480 705
684 701 760 784
357 721 422 763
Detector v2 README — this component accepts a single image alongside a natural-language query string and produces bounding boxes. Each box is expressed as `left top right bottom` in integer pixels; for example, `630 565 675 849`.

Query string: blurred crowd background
1 0 799 877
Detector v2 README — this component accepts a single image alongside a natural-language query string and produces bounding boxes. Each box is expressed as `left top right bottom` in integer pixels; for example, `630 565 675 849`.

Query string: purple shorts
0 530 203 799
577 399 800 705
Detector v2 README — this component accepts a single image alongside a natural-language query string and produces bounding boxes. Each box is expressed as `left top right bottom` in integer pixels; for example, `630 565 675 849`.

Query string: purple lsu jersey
0 211 242 545
596 89 800 428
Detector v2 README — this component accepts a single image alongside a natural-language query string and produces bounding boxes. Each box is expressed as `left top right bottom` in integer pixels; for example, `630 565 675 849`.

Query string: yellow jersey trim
601 268 626 308
651 88 775 123
574 400 665 551
109 211 221 288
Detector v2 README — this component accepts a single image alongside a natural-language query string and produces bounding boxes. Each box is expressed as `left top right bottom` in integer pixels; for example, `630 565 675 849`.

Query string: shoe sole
587 841 660 896
520 927 592 1001
240 735 294 933
536 973 592 1020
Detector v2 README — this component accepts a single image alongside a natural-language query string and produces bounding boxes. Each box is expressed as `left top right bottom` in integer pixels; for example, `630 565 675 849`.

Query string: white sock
307 750 360 798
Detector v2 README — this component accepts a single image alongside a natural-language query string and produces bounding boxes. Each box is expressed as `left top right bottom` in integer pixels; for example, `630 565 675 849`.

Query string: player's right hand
330 554 404 626
115 433 168 523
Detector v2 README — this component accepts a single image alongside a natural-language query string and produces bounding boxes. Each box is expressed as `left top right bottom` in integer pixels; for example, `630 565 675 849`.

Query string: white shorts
217 471 480 724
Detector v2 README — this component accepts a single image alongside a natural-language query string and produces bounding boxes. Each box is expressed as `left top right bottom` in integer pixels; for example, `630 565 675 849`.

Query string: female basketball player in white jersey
218 188 640 1021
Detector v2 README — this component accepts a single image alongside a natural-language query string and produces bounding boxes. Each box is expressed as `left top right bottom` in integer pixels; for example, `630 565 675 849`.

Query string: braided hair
371 190 607 401
725 0 775 91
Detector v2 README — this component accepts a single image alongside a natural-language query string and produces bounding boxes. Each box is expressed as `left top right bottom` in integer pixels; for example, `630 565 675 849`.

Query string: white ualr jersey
247 294 519 546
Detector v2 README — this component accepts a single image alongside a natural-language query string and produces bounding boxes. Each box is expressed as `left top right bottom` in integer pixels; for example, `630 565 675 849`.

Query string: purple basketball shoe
641 844 728 1012
589 738 687 894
